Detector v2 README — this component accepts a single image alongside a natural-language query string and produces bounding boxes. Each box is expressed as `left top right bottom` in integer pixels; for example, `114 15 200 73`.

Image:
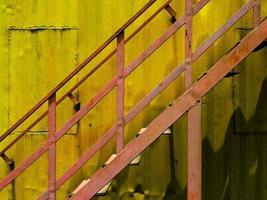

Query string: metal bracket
68 93 81 112
236 27 267 51
165 5 177 24
225 70 240 78
1 153 15 171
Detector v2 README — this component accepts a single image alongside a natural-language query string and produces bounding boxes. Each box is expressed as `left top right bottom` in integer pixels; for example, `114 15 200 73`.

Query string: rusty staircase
0 0 266 199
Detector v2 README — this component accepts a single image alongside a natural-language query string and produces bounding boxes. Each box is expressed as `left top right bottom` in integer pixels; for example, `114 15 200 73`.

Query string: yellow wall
0 0 267 199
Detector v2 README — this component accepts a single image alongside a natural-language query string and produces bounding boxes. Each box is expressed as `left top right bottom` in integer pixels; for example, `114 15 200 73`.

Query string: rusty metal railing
0 0 261 199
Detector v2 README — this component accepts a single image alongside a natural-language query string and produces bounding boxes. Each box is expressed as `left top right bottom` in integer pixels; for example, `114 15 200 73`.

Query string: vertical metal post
185 0 192 90
48 93 56 200
116 31 125 154
253 0 261 28
188 102 202 200
185 0 202 199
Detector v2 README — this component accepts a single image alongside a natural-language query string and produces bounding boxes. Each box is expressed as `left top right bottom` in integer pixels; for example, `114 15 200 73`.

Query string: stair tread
71 179 90 195
130 154 142 165
95 180 112 195
137 127 171 136
163 128 171 135
104 154 117 166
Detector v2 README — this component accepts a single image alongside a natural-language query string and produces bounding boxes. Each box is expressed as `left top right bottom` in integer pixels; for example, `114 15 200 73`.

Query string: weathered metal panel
0 0 266 199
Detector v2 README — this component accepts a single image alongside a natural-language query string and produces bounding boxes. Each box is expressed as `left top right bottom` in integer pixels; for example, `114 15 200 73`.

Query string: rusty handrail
0 0 260 197
46 0 212 197
0 0 176 191
0 0 174 157
39 0 255 197
0 0 158 143
0 0 209 191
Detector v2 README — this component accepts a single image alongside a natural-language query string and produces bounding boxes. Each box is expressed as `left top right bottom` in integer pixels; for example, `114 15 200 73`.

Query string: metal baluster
48 93 56 200
253 0 261 28
116 31 125 154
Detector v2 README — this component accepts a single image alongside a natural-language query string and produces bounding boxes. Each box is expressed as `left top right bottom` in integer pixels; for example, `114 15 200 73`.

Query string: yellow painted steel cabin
0 0 267 199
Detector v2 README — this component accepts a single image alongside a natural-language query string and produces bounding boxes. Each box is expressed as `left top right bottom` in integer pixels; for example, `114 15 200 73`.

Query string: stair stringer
69 18 267 200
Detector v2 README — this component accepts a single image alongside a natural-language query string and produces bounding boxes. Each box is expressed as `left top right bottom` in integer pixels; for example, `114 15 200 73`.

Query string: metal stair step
94 180 112 196
71 179 90 196
136 128 147 136
163 128 172 135
71 179 112 197
130 154 142 165
70 154 117 197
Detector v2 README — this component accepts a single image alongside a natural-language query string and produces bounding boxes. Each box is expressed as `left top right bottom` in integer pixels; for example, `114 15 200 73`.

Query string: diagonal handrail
0 0 176 158
0 0 205 191
44 0 256 197
53 0 261 198
192 1 253 61
0 0 176 190
0 0 174 156
0 1 182 188
0 0 158 144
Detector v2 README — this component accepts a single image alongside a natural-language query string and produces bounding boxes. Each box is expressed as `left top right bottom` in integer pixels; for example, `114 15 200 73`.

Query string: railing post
253 0 261 28
185 0 202 200
116 31 125 154
48 93 56 200
188 102 202 200
185 0 192 89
